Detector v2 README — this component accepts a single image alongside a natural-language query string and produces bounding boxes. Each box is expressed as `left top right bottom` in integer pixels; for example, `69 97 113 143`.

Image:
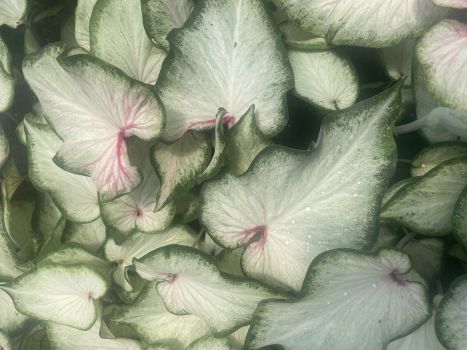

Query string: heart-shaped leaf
245 249 430 350
200 85 401 292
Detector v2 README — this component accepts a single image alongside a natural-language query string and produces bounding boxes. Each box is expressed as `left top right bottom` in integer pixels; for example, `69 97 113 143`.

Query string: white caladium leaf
186 336 231 350
106 281 210 349
411 143 467 177
200 85 401 292
134 245 283 336
75 0 97 51
401 238 444 282
289 48 358 110
141 0 194 51
24 120 100 223
23 44 165 200
0 0 27 28
246 249 430 350
417 20 467 112
152 131 211 209
433 0 467 8
47 312 144 350
0 35 14 112
279 22 328 50
0 264 108 330
63 218 107 253
0 289 29 334
382 156 467 236
387 295 444 350
381 38 415 85
436 277 467 349
104 225 194 291
157 0 293 141
225 106 272 176
90 0 167 84
101 141 175 234
274 0 447 48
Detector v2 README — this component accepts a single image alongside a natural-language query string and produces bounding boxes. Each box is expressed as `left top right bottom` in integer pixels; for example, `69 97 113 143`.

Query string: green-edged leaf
24 120 100 223
289 48 358 110
401 238 444 282
417 20 467 112
0 331 11 350
200 85 400 291
90 0 167 84
433 0 467 8
22 44 165 200
411 142 467 177
157 0 293 141
47 311 144 350
1 264 108 330
0 0 26 28
388 295 445 350
75 0 97 51
141 0 194 51
436 276 467 349
279 22 328 50
0 35 14 112
12 325 50 350
106 281 210 348
199 109 228 181
0 289 29 334
381 38 415 85
246 249 430 350
382 156 467 236
134 245 283 336
63 217 107 253
152 131 211 210
0 213 23 279
225 105 271 176
274 0 447 48
104 225 194 291
186 336 231 350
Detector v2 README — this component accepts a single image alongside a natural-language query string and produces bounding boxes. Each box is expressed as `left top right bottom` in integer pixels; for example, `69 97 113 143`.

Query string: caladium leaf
274 0 447 48
381 38 415 85
75 0 97 51
225 106 271 176
152 131 211 210
0 213 23 279
228 326 249 350
433 0 467 8
289 48 358 110
90 0 167 84
411 142 467 177
0 332 11 350
24 120 100 223
63 218 107 253
453 188 467 253
101 141 175 234
0 264 108 330
0 0 27 28
186 336 231 350
133 245 284 336
0 289 29 334
156 0 293 141
200 85 401 292
104 225 194 291
401 238 444 282
47 312 144 350
141 0 194 51
0 35 14 112
279 22 328 50
382 178 416 207
417 20 467 112
387 295 444 350
23 44 165 200
382 156 467 236
33 193 63 247
436 277 467 349
106 281 210 349
0 125 9 168
245 249 430 350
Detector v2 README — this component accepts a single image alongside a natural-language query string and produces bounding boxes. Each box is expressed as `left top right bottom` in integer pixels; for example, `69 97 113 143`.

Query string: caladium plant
0 0 467 349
